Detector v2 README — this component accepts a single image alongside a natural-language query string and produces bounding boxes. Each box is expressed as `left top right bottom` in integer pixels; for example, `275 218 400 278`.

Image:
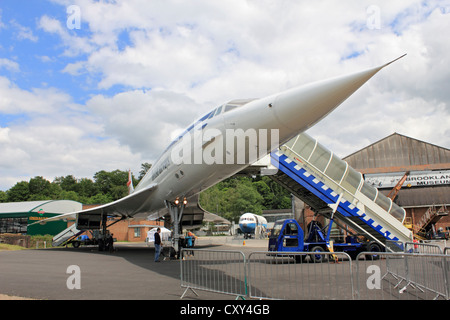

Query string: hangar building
343 133 450 239
0 200 81 236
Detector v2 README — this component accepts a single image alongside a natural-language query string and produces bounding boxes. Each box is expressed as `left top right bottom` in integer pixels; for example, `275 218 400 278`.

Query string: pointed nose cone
273 55 406 132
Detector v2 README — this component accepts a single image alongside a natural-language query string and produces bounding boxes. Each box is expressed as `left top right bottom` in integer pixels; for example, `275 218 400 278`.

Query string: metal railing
180 248 450 300
180 249 247 299
356 252 449 300
246 251 353 300
404 241 442 254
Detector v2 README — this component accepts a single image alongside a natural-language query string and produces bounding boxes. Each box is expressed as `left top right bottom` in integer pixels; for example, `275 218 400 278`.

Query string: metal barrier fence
356 252 450 300
180 248 450 300
246 251 353 300
404 241 443 254
180 249 247 299
180 249 354 300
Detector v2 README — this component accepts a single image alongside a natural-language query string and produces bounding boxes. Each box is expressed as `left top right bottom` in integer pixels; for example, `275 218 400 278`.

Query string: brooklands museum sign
365 170 450 189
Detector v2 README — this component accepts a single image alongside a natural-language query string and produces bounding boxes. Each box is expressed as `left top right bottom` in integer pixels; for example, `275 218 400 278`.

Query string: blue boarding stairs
269 133 413 251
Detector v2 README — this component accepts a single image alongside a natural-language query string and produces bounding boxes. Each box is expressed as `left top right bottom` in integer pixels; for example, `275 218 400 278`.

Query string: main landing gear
165 197 187 258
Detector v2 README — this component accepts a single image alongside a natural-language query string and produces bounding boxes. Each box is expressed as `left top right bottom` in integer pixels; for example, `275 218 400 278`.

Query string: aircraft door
280 221 304 252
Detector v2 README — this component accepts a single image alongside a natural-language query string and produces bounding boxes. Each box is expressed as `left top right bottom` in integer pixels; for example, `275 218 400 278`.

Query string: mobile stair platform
269 133 413 250
52 223 83 247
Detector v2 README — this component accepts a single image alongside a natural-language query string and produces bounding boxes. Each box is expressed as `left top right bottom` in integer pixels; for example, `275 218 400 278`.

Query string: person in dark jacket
108 233 114 253
154 228 162 262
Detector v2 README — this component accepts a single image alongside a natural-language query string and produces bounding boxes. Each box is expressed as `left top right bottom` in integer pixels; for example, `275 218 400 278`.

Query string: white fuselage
130 61 394 219
239 213 268 235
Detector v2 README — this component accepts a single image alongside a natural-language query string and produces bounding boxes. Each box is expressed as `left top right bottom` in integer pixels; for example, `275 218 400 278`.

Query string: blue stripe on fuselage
239 223 256 234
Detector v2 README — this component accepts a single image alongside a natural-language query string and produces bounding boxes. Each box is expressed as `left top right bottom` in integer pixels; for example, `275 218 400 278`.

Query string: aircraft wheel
309 246 325 263
365 242 382 261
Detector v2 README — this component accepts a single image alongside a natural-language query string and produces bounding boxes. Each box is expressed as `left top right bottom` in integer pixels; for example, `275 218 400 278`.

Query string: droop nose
272 55 406 132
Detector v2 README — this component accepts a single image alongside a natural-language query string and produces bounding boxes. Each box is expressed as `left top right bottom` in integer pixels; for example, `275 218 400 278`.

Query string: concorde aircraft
35 54 406 251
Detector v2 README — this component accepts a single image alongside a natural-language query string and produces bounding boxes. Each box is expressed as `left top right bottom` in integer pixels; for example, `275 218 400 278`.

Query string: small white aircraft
36 55 406 252
238 212 268 239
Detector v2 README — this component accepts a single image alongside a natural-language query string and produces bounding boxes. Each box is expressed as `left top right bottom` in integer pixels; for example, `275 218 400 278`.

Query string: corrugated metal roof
343 133 450 207
344 133 450 172
0 200 82 216
0 201 51 214
380 186 450 207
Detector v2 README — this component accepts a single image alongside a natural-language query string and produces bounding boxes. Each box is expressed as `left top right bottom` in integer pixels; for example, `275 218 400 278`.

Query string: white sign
365 170 450 189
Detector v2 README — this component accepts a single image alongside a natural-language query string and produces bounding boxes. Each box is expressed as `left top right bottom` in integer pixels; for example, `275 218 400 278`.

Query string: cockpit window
224 104 238 113
207 109 216 119
162 100 255 154
214 106 223 116
199 111 213 122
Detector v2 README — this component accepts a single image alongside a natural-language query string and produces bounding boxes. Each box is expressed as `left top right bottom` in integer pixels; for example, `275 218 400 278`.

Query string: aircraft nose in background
272 55 406 132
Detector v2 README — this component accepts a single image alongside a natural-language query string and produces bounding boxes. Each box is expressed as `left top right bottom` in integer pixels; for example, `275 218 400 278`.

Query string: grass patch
0 243 27 251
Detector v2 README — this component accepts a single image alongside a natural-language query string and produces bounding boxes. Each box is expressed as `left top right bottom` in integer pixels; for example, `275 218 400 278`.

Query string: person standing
154 228 162 262
108 233 114 253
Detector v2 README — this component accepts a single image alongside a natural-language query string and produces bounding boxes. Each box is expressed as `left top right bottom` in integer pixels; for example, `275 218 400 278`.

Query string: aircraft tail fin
127 169 134 194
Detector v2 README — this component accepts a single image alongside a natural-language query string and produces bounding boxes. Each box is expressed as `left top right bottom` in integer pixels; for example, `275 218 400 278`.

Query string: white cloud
34 2 450 154
0 78 142 190
0 58 20 72
38 15 94 56
307 4 450 157
1 0 449 191
10 20 38 42
0 127 11 143
0 9 5 30
85 89 208 159
0 76 71 114
51 1 444 97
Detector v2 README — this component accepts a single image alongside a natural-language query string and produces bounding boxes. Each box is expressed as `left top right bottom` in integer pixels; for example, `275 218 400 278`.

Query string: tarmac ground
0 237 266 300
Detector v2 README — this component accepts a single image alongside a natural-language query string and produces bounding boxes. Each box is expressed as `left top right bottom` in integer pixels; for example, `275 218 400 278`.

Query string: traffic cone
243 240 246 246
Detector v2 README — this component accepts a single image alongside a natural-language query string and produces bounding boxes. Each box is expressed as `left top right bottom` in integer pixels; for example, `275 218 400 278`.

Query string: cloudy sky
0 0 449 191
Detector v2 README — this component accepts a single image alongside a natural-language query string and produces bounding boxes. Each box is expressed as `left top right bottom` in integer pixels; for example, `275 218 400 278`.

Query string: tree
0 191 7 203
2 162 293 214
28 176 61 200
87 193 113 204
138 162 152 181
200 177 264 222
58 190 79 202
29 176 51 196
93 169 129 201
7 181 30 202
3 169 137 204
77 178 98 198
260 176 291 209
253 180 274 208
110 185 128 201
54 175 78 192
199 175 292 222
230 182 264 218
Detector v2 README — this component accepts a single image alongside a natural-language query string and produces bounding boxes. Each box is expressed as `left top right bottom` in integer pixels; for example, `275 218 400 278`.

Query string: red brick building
81 204 164 242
